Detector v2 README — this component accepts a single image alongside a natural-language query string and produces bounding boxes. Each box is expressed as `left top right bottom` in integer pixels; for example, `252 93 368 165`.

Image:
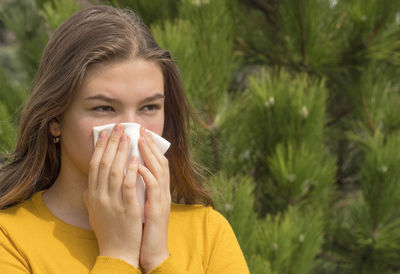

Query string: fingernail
114 124 122 133
100 130 108 139
121 134 128 143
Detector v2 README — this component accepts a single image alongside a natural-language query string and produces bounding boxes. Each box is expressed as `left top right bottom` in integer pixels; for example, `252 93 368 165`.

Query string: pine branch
370 173 385 241
325 104 353 127
365 11 390 45
245 0 274 12
290 185 315 205
315 252 352 264
196 8 216 124
242 0 280 33
324 233 357 254
271 177 291 203
196 115 214 132
209 131 221 171
341 12 390 60
299 0 307 67
235 35 287 64
194 114 221 171
361 96 375 133
327 11 348 40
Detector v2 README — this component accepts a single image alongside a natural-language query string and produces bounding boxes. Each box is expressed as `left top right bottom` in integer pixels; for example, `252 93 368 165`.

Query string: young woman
0 5 249 274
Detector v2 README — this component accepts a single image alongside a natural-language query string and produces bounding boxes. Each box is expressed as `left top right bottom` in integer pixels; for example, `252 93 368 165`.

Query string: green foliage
220 70 329 175
210 173 258 258
40 0 81 31
209 172 325 274
275 0 342 69
351 63 400 135
151 0 236 171
326 196 400 273
0 102 16 153
0 0 48 79
248 255 274 274
358 132 400 236
152 0 236 124
233 0 345 71
255 206 324 274
322 130 400 272
109 0 180 26
265 143 335 212
0 68 25 115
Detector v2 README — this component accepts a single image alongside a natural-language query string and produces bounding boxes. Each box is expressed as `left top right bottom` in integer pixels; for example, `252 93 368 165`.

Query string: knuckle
127 165 136 172
109 168 121 180
97 195 108 207
110 134 120 143
96 139 105 148
99 159 110 169
124 183 136 192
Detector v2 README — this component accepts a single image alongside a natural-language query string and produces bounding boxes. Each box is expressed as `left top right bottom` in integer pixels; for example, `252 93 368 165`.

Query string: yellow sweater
0 191 249 273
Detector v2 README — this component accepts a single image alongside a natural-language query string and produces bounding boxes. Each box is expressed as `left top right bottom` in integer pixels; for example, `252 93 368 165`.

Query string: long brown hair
0 5 213 208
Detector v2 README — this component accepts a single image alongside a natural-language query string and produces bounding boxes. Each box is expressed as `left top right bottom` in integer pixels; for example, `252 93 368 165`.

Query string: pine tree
1 0 400 273
0 0 81 154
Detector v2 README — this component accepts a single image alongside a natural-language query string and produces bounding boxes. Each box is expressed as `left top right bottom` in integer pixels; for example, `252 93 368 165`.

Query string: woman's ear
49 119 61 137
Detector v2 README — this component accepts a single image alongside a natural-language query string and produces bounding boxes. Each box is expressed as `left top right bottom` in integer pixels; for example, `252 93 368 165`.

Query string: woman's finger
141 127 164 165
109 133 130 200
138 131 162 179
89 130 108 192
97 124 124 194
139 127 170 195
138 164 161 204
123 157 140 209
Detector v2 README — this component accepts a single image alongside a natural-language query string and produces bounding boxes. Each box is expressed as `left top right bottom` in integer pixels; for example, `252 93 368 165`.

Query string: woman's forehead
77 59 164 100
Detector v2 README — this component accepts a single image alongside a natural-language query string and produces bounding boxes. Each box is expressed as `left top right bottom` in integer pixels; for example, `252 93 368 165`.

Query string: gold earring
53 136 60 143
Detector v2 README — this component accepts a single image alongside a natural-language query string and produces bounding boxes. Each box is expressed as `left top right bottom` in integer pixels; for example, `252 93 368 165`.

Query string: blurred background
1 0 400 273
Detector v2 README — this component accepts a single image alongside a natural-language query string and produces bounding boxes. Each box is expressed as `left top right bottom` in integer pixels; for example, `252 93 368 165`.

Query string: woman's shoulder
171 202 214 217
0 192 43 231
170 202 231 229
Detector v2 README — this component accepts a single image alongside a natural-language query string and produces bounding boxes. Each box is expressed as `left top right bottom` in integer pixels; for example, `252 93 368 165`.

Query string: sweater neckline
31 190 96 240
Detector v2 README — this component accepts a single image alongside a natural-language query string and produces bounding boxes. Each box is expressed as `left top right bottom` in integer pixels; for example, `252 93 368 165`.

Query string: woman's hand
138 127 171 272
84 124 143 268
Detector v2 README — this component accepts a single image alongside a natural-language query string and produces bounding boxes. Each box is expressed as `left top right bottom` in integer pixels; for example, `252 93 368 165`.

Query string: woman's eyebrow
84 93 165 104
84 94 119 103
138 93 165 104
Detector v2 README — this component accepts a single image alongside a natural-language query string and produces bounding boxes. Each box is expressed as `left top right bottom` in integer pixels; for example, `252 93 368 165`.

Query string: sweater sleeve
145 254 189 274
205 208 250 274
90 256 141 274
0 226 31 273
0 226 141 274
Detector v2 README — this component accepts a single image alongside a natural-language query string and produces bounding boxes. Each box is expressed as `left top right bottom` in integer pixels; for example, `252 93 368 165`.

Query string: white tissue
93 123 170 222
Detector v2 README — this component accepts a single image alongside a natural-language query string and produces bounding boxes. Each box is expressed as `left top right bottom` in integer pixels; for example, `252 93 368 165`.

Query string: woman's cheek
141 114 164 136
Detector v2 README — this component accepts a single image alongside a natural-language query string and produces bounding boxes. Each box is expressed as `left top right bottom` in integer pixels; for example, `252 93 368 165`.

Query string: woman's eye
93 106 114 112
141 104 160 112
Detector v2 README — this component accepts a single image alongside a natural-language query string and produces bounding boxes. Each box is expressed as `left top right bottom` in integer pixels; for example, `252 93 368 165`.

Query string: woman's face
57 58 165 179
